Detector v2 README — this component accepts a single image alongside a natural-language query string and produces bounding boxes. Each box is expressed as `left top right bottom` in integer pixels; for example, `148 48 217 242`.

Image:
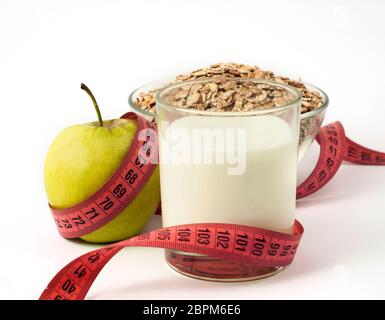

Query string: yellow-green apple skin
44 118 160 243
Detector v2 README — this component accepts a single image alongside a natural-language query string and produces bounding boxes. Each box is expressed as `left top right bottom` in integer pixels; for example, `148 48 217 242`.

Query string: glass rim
155 77 302 117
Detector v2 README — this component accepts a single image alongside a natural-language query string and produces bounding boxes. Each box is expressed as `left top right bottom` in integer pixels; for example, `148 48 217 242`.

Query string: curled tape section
40 221 303 300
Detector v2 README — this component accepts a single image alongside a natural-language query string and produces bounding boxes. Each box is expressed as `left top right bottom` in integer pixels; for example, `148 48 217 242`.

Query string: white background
1 0 385 300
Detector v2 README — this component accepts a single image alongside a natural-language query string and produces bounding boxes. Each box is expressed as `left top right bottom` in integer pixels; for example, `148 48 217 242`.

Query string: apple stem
80 83 104 127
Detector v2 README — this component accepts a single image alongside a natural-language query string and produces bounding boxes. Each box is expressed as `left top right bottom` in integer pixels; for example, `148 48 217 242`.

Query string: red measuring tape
40 114 385 300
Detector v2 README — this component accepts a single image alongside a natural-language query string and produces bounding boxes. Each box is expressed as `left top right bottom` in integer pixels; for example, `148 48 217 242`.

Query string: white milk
159 115 298 233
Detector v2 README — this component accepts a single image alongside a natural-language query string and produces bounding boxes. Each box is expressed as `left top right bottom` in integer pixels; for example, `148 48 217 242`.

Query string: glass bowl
128 80 329 162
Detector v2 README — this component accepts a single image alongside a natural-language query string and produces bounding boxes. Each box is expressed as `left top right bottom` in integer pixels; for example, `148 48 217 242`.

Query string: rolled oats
135 62 324 115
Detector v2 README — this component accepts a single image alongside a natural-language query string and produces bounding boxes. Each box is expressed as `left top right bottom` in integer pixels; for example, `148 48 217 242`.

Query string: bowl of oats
128 63 329 161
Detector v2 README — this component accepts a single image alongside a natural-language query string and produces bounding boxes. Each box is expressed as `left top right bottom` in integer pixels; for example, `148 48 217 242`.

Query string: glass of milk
156 78 301 281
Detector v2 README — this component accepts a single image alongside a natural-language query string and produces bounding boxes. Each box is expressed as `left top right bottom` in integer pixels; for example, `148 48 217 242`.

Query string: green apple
44 84 160 243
